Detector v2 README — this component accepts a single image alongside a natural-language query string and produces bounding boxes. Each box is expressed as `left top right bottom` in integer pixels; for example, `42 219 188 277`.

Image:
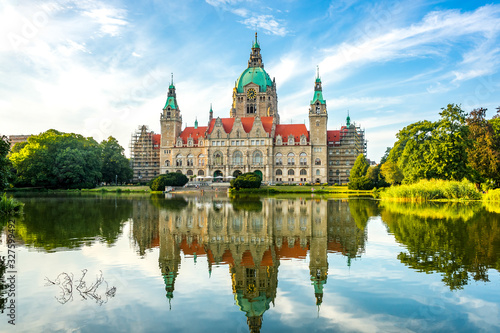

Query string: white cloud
82 7 128 36
318 5 500 77
240 14 288 36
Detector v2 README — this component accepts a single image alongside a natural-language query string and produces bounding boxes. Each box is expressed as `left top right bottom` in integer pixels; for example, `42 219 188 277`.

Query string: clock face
247 88 257 100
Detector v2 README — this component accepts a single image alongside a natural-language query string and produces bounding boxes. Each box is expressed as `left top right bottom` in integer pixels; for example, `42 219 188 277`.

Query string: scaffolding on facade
327 123 367 185
129 125 160 183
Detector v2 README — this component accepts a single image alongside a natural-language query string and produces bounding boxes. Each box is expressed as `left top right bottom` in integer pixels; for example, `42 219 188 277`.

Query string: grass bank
379 179 482 202
0 193 24 215
230 184 374 195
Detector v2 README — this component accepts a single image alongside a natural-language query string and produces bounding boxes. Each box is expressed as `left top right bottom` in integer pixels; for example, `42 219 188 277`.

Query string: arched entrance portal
254 170 263 180
213 170 223 182
233 170 242 178
315 178 321 184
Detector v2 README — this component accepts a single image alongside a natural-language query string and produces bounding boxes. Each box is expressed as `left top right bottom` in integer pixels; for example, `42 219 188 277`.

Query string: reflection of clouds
458 295 500 331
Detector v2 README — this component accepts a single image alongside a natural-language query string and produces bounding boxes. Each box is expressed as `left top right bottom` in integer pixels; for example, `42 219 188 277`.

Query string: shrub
150 173 188 191
348 176 373 190
0 193 24 215
230 173 262 190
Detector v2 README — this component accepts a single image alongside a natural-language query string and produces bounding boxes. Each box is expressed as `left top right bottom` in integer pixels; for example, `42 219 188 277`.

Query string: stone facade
156 33 366 185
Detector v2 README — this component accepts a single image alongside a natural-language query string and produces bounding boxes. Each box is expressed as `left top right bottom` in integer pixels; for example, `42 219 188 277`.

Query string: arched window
287 169 295 176
276 136 282 145
198 170 205 176
275 152 283 165
300 169 307 175
165 160 170 166
176 154 183 166
287 152 295 165
187 170 193 176
316 169 320 175
315 158 321 165
213 152 223 165
233 151 243 165
187 154 194 166
276 169 282 176
299 152 307 165
288 135 294 145
198 154 205 166
252 151 262 165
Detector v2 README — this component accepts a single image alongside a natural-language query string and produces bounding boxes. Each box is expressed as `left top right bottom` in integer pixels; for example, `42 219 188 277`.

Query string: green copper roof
164 96 177 110
236 67 273 93
235 291 271 317
311 91 326 105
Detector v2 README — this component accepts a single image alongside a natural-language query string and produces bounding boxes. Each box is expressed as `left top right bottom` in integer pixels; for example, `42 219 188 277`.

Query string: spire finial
347 110 350 126
255 32 258 43
210 103 213 112
316 65 320 79
171 73 173 85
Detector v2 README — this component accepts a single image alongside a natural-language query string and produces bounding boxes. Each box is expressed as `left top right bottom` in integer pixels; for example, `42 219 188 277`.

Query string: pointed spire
194 117 198 129
346 110 351 127
248 33 263 68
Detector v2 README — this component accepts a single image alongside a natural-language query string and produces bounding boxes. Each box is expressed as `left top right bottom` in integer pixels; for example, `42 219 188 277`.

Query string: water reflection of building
154 197 367 332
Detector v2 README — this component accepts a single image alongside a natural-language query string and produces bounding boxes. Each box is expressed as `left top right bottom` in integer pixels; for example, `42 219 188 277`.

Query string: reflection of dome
234 290 272 317
236 67 273 93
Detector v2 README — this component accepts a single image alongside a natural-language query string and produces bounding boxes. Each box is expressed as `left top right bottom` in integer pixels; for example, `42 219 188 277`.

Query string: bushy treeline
230 172 262 190
349 104 500 191
381 104 500 189
2 130 132 189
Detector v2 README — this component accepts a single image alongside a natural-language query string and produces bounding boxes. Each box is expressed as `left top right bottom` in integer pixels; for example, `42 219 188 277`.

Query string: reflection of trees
131 199 159 256
381 202 500 290
348 198 379 230
13 194 133 251
327 200 369 262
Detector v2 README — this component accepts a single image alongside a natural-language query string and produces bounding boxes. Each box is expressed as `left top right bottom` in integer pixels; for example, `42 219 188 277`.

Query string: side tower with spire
160 74 182 173
309 67 328 184
231 33 279 122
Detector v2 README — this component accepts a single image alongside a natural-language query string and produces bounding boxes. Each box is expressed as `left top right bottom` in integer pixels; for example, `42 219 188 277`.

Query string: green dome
236 67 273 93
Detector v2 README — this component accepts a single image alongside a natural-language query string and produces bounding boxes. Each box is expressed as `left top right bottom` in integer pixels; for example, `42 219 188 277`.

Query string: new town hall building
131 34 366 184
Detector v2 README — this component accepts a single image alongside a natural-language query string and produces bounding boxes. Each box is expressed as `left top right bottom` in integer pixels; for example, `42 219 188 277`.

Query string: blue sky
1 0 500 161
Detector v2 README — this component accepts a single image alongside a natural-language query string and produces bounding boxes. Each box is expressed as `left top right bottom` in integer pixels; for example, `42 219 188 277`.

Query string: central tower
231 33 279 122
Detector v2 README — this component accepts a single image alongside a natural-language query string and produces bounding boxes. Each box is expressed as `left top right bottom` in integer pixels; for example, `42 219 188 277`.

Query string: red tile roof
153 134 161 149
275 124 309 142
179 126 208 144
276 237 308 259
207 116 274 135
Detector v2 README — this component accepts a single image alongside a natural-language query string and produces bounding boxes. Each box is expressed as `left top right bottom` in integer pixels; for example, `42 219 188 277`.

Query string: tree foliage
348 154 373 190
0 136 10 190
100 136 133 184
230 172 262 190
465 108 500 187
9 130 102 189
384 104 472 184
149 173 188 191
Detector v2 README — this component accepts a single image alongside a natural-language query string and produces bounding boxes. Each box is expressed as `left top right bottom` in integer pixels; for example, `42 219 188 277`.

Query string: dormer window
176 138 183 146
188 138 193 147
288 135 294 145
276 135 282 145
300 135 307 145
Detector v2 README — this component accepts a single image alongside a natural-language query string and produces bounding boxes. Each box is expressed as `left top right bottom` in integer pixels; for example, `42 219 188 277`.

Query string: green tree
230 172 262 190
348 154 372 190
466 108 500 188
427 104 470 181
100 136 133 184
149 173 188 191
9 129 101 189
380 160 403 185
0 136 11 189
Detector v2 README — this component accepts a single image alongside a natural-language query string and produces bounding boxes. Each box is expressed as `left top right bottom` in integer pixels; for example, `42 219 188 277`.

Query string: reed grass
380 179 482 202
483 189 500 202
0 193 24 215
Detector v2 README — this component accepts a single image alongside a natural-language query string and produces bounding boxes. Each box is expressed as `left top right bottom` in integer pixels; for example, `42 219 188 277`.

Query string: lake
1 193 499 332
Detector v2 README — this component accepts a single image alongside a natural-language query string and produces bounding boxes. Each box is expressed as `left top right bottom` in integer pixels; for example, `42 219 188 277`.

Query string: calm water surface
1 193 499 333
